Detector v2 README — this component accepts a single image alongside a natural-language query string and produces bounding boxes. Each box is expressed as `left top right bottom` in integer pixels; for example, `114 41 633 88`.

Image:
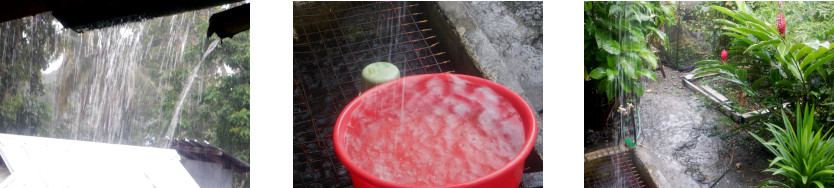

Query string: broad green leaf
633 12 654 23
607 69 618 80
790 43 806 54
738 27 775 41
647 26 669 48
589 67 607 80
620 79 631 93
805 56 831 79
595 31 621 55
770 156 785 167
737 12 770 30
724 27 749 37
751 51 771 61
607 55 617 68
624 52 643 68
714 19 739 28
800 47 830 69
813 181 824 188
745 21 777 37
711 6 742 22
796 46 814 60
814 53 834 69
745 39 781 54
641 69 658 82
638 50 658 68
622 60 637 79
778 43 790 58
724 33 755 45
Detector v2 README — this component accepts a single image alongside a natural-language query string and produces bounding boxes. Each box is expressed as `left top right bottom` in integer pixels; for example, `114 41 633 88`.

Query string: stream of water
164 38 221 147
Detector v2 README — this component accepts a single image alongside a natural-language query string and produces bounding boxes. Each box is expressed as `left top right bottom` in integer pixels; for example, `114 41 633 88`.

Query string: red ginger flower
721 49 728 64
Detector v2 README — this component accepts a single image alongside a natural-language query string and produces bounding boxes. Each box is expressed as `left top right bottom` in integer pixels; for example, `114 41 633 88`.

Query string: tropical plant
694 1 834 122
750 105 834 187
584 1 676 101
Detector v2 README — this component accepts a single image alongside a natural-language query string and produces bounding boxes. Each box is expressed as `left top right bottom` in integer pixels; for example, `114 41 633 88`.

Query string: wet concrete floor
635 68 773 187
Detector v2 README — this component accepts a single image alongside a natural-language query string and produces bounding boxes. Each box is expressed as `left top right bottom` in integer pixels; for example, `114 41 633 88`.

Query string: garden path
635 69 772 187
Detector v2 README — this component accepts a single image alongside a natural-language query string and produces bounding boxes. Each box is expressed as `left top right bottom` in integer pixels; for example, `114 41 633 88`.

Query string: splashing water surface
345 74 524 186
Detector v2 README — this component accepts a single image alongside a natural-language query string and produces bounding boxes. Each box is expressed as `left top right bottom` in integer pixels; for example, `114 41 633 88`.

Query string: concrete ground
635 69 773 187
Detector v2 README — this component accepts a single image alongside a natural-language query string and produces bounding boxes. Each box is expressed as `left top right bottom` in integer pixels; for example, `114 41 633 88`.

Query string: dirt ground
585 68 780 187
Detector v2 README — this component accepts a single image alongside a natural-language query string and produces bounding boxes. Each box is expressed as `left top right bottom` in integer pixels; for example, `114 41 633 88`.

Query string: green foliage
156 26 250 164
696 2 834 123
748 1 834 44
584 1 675 101
152 11 249 186
750 105 834 188
0 14 56 135
0 93 51 135
203 30 250 163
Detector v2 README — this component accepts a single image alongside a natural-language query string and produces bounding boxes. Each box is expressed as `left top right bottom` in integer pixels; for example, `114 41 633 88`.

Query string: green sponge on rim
361 62 400 92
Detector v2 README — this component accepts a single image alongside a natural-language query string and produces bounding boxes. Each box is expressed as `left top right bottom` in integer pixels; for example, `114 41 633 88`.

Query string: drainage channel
293 2 454 187
584 146 656 188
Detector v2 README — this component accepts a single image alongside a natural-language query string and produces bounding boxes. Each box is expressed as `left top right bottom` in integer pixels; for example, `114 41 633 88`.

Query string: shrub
584 1 676 101
694 1 834 122
750 105 834 187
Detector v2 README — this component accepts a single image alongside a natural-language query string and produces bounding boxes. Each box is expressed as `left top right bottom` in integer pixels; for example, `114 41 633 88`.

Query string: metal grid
293 2 453 187
584 151 652 188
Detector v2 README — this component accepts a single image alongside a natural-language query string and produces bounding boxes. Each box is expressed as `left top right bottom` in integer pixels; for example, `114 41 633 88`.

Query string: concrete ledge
634 147 669 187
584 144 628 162
682 74 769 123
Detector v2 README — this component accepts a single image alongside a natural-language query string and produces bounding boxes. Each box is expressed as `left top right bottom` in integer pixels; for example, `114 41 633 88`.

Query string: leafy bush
750 105 834 187
747 1 834 44
584 1 676 101
694 2 834 122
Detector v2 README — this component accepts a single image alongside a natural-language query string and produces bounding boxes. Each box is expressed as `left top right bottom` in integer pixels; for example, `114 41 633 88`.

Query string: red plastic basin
333 73 537 187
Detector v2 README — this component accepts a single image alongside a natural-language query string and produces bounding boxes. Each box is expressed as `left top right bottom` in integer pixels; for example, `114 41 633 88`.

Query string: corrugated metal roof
0 133 199 188
170 139 249 174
